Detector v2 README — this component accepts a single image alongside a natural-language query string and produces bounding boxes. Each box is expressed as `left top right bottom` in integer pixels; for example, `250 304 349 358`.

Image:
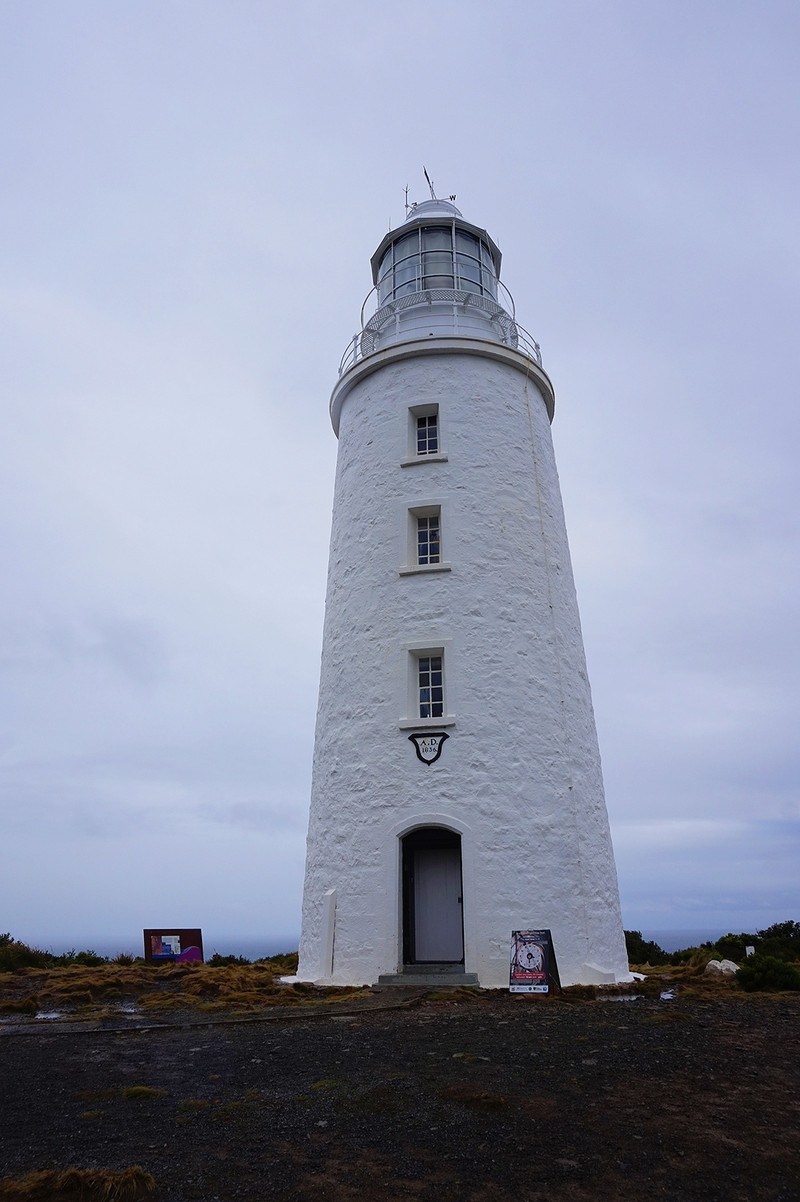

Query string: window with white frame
402 404 447 467
399 641 454 728
417 654 444 719
400 503 449 575
416 512 440 565
416 412 439 456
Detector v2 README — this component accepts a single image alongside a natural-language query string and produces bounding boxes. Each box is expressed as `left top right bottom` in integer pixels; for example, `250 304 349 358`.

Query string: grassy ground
0 954 379 1022
0 952 781 1024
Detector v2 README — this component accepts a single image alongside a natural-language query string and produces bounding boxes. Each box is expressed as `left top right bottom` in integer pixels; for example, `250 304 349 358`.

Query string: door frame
401 826 464 965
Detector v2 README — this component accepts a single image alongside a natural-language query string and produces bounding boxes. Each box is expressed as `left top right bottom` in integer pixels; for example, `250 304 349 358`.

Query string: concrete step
377 970 480 987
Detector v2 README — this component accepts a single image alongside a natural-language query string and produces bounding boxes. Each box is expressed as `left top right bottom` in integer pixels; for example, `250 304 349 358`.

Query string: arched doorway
401 827 464 965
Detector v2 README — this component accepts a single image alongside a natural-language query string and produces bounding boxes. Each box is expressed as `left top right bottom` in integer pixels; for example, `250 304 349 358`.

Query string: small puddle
35 1011 66 1021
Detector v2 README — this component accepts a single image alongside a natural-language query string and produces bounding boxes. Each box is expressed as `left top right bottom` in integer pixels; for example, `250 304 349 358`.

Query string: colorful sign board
510 929 558 993
143 928 203 964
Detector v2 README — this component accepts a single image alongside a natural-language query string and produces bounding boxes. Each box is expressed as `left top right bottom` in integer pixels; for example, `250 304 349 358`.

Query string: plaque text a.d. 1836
408 731 449 765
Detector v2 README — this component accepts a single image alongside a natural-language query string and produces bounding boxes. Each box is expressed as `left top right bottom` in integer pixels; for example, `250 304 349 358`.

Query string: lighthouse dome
401 198 463 222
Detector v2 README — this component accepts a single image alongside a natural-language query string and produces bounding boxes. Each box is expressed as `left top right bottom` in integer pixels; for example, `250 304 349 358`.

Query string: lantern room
336 198 542 385
371 199 501 305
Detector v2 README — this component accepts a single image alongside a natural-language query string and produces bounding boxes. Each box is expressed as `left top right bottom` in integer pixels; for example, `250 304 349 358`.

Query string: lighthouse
297 195 631 988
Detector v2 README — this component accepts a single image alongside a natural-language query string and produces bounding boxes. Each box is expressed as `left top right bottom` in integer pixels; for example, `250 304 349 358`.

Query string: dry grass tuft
134 992 190 1012
423 986 481 1004
120 1086 167 1101
175 1098 211 1122
0 996 39 1014
0 1165 157 1200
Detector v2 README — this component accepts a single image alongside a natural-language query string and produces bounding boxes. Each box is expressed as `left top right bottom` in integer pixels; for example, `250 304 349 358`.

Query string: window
416 513 440 565
399 641 455 728
417 655 444 719
400 503 449 575
403 404 446 466
416 412 439 456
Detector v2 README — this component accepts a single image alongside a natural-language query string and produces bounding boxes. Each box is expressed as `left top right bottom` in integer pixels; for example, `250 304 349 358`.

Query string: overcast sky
1 1 798 954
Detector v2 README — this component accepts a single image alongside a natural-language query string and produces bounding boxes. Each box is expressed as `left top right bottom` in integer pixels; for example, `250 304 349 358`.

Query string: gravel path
1 990 799 1200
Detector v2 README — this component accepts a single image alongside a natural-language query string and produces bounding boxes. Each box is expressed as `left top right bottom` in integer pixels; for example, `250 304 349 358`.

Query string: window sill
399 562 452 577
400 453 449 468
398 716 456 730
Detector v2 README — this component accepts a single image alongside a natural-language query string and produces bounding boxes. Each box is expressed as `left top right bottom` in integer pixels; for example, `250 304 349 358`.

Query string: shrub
668 946 704 966
756 920 800 961
258 950 299 974
54 949 108 967
736 954 800 993
710 932 755 962
208 953 252 967
624 930 667 966
0 935 51 973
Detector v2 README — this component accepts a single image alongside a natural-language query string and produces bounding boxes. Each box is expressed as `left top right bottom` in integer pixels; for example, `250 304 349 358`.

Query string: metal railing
339 287 542 378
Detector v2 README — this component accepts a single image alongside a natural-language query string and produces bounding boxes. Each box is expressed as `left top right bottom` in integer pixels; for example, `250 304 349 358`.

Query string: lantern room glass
377 224 498 306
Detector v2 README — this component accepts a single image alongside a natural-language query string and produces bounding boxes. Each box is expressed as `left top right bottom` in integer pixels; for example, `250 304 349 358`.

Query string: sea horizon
17 927 746 961
25 935 301 961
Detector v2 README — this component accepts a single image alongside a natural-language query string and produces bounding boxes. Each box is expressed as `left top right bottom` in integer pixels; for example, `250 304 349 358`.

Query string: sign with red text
510 929 557 993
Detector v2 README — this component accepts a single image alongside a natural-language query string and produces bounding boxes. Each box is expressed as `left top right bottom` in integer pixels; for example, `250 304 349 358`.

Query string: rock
704 959 739 976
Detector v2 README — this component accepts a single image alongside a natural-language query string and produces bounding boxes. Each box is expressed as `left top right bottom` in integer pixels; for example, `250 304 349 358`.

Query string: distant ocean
640 929 730 953
35 936 301 961
36 929 730 960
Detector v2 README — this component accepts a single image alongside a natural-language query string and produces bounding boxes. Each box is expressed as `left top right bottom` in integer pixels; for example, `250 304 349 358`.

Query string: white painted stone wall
298 335 631 989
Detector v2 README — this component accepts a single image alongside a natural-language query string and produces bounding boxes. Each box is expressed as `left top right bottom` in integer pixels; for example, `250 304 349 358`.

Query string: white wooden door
414 847 463 961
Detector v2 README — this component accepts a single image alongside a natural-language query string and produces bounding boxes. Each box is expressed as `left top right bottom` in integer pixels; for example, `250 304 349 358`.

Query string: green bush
257 950 299 974
711 932 756 962
0 934 111 972
0 934 51 972
668 945 703 966
699 921 800 965
624 930 668 966
55 949 108 967
736 954 800 993
755 920 800 961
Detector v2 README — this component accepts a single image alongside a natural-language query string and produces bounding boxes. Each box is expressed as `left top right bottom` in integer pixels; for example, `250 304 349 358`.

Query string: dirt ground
1 985 799 1201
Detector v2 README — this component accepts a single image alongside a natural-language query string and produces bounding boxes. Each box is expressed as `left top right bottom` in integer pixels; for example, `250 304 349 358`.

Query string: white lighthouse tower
298 195 630 988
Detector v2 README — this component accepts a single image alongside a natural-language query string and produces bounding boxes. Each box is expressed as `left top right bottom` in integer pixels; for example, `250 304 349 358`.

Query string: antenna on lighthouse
404 184 410 217
423 166 436 200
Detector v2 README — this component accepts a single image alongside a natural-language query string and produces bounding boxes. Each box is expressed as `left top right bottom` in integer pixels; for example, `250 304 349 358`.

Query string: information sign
510 929 558 994
143 928 203 964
